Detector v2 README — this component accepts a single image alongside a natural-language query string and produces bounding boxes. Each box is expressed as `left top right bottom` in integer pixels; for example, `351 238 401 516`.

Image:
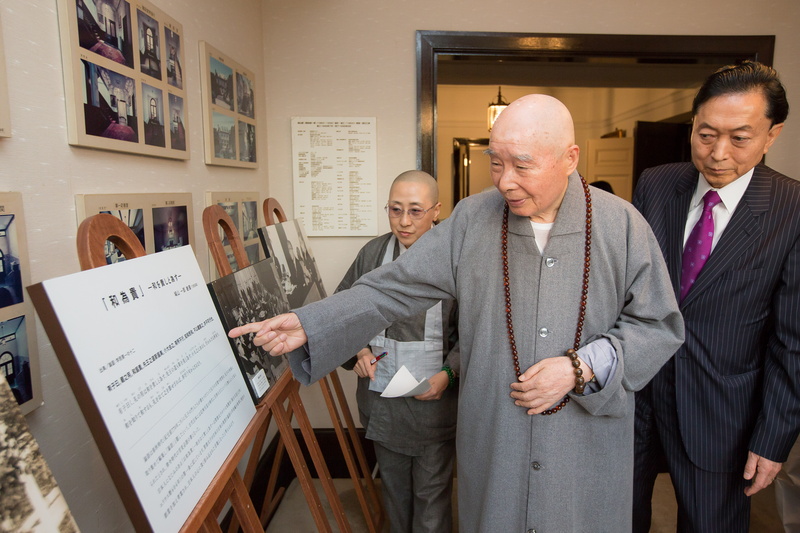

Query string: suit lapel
665 168 696 299
681 165 771 307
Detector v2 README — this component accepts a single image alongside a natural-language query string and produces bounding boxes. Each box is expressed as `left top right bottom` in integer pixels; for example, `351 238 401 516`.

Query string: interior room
1 0 798 531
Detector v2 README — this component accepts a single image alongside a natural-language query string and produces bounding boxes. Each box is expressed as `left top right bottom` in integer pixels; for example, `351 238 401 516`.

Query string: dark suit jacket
634 162 800 472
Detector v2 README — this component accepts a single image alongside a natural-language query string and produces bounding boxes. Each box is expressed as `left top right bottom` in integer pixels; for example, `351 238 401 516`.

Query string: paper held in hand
380 365 432 398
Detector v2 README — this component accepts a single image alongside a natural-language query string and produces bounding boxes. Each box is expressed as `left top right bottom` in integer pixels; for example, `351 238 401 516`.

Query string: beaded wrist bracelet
566 349 586 394
441 366 456 388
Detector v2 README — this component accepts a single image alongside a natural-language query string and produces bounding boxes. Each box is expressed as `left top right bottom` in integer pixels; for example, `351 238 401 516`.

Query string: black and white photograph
142 83 165 147
213 111 236 159
245 243 260 266
259 219 327 309
152 205 189 252
236 71 254 118
169 93 186 151
0 214 23 309
99 209 145 264
165 27 183 89
208 259 290 401
0 378 78 533
82 60 138 143
238 121 256 163
137 9 161 80
241 201 258 240
75 0 134 69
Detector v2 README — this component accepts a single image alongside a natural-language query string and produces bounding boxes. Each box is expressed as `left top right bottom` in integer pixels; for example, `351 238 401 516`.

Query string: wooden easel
74 213 265 533
262 198 384 532
202 204 351 533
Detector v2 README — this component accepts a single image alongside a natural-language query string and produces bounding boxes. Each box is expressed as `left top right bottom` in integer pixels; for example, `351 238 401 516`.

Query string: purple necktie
680 190 722 302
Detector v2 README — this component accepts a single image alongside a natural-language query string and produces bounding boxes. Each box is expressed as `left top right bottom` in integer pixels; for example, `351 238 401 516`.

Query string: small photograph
81 60 138 143
99 209 145 264
1 316 31 406
168 93 186 151
0 378 79 532
209 56 234 110
137 9 161 80
142 83 165 147
0 214 23 308
208 259 291 401
152 205 189 252
241 201 258 241
245 243 260 265
75 0 134 68
218 202 239 246
164 27 183 89
238 121 256 163
213 111 236 160
236 72 254 118
259 219 327 309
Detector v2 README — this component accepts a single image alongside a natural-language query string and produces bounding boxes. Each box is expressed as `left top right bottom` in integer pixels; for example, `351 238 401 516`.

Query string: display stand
261 198 384 532
74 213 265 533
202 204 351 533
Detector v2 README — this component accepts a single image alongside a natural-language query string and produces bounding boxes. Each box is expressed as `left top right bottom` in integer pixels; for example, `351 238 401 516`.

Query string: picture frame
0 15 11 138
198 41 258 168
0 193 42 415
55 0 189 159
76 192 195 260
205 191 263 279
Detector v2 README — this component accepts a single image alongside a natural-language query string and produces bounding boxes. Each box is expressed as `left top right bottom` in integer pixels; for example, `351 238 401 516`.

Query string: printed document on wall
291 117 378 236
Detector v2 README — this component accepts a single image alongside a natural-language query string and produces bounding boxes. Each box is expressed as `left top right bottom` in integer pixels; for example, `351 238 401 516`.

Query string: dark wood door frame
416 31 775 175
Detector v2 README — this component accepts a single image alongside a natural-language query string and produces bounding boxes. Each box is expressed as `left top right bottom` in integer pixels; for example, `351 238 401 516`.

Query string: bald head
390 170 439 205
490 94 576 154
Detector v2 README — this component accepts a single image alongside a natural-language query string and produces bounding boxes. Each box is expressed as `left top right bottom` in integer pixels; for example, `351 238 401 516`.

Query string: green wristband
441 366 456 388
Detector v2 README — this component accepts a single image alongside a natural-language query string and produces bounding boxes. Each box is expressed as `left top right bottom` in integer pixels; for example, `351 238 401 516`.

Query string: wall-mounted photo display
0 16 11 138
258 219 327 309
55 0 189 159
0 193 42 415
199 42 258 168
205 192 262 279
76 192 195 261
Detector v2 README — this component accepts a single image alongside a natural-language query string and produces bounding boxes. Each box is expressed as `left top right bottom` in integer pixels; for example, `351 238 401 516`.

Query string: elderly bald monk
231 94 684 532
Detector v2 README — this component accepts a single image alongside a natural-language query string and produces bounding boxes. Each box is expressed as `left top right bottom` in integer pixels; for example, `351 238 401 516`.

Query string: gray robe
290 172 684 532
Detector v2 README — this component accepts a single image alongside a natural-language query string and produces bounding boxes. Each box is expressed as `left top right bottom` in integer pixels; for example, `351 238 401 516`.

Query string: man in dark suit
632 61 800 532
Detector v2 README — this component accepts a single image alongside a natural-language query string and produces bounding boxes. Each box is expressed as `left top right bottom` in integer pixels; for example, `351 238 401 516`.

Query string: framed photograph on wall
0 193 42 415
55 0 189 159
0 17 11 138
199 42 258 168
205 192 262 279
76 192 195 260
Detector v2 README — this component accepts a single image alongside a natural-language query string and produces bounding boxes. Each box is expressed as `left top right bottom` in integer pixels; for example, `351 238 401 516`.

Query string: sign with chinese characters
28 246 255 532
291 117 378 236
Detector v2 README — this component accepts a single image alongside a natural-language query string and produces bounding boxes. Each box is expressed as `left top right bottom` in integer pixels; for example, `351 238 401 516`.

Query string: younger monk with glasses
338 170 459 533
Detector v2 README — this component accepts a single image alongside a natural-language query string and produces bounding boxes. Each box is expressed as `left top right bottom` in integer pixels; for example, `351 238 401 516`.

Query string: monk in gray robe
231 94 684 532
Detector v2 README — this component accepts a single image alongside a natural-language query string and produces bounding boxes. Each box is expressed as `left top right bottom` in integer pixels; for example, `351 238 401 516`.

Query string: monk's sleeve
287 212 464 384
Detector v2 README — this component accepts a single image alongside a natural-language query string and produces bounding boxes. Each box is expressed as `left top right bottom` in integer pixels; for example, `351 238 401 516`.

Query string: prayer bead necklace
501 175 593 415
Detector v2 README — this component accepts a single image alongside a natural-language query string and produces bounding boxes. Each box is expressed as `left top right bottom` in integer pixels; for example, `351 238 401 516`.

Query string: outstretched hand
228 312 307 356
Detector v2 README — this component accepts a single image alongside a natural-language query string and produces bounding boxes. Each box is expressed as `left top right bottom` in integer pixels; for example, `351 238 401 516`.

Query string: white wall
1 0 798 530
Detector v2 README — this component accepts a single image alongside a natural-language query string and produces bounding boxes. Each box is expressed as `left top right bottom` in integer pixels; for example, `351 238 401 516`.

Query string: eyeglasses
385 204 436 220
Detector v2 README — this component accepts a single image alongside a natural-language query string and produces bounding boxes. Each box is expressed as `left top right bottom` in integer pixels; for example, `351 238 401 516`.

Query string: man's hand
743 451 782 496
509 355 593 415
353 348 376 380
415 371 449 401
228 312 307 356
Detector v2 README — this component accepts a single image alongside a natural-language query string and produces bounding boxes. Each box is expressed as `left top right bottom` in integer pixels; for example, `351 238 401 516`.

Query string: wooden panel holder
260 198 384 532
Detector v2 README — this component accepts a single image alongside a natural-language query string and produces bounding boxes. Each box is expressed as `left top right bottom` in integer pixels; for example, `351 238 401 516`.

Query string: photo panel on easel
205 192 263 280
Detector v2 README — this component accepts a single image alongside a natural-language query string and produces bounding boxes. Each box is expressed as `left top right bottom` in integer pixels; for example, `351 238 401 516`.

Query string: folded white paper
380 365 432 398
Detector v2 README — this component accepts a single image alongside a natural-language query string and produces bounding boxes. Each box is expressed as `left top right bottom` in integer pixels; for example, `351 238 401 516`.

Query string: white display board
29 246 256 532
291 117 378 236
